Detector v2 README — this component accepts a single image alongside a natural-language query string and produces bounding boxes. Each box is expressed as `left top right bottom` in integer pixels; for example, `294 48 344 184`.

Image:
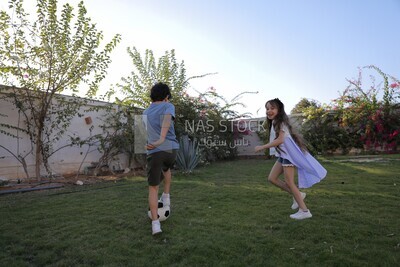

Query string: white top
269 122 290 156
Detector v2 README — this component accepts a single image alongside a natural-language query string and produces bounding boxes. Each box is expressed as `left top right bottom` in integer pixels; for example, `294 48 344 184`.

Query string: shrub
175 135 201 174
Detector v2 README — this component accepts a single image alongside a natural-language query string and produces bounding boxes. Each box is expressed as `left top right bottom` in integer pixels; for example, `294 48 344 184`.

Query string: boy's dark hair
150 82 172 102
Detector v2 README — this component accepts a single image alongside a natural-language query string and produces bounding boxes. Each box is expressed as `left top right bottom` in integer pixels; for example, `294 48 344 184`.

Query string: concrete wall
0 90 130 180
235 118 265 156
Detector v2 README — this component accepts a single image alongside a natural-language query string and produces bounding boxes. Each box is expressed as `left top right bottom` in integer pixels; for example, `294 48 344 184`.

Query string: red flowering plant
332 66 400 153
180 87 255 161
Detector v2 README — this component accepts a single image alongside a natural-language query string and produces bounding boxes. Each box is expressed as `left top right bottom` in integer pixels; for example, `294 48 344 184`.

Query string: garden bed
0 169 146 195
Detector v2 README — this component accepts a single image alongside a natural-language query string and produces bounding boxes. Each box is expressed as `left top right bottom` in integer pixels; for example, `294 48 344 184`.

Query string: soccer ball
148 200 170 221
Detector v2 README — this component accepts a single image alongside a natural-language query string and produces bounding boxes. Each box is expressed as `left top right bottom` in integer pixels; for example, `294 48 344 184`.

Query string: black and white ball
148 200 170 221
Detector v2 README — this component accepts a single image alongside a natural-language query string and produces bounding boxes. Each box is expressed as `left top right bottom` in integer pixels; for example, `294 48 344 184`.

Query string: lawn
1 155 399 266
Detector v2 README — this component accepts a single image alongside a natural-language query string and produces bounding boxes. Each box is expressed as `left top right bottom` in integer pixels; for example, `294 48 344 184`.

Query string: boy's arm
254 129 285 152
146 114 172 150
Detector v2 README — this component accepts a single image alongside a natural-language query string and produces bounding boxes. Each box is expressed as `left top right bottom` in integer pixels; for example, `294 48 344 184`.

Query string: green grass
1 155 399 266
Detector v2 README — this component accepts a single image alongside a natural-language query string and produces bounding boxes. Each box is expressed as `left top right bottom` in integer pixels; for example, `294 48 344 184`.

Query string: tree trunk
20 157 30 180
35 129 42 181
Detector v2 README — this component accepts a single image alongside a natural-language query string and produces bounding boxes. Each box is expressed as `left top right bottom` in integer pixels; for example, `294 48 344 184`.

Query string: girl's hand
254 145 265 153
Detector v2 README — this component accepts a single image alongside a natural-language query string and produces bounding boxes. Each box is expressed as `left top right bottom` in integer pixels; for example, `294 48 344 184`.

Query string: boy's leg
162 169 171 194
149 178 162 235
147 153 163 234
160 169 171 206
149 185 160 220
268 161 292 194
160 150 177 206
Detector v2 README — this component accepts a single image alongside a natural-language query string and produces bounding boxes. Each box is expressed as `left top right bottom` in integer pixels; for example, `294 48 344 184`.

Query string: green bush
301 107 357 155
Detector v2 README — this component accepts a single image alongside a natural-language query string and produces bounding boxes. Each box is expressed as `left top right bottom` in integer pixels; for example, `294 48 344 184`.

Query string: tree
113 47 256 166
94 104 144 173
291 98 320 114
112 47 213 108
0 0 121 180
301 105 354 155
112 46 216 141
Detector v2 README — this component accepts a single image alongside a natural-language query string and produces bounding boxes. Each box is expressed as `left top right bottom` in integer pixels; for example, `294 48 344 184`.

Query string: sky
1 0 399 117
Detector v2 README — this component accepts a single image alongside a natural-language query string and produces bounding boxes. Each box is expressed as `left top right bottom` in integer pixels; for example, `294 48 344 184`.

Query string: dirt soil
0 169 146 195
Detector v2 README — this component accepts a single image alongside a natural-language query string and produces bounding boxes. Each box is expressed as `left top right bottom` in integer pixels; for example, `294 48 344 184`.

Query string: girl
255 98 327 220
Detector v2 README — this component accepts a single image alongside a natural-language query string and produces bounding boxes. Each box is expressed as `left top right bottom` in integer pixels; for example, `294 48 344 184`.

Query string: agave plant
176 135 200 174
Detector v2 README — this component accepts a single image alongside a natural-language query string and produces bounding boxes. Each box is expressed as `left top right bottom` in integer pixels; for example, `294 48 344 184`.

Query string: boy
143 82 179 234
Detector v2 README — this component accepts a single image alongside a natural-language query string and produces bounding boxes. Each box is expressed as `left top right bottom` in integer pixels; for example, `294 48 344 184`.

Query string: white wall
0 89 309 179
235 118 265 156
0 91 130 179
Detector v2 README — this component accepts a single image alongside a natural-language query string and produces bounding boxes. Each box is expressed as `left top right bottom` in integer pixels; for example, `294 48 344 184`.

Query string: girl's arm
146 114 172 150
254 129 285 153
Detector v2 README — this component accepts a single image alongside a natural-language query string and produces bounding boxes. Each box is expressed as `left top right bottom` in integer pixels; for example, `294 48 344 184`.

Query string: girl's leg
148 185 159 220
283 166 308 211
268 161 292 194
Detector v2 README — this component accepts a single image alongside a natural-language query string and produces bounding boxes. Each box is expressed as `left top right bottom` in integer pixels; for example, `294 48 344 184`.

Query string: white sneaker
291 192 306 210
290 209 312 220
160 193 170 206
152 220 162 235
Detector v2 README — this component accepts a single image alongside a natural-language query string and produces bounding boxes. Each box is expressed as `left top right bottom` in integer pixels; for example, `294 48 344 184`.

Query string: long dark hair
265 98 307 153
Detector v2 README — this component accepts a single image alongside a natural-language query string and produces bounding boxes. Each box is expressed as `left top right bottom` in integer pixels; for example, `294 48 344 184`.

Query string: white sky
1 0 399 116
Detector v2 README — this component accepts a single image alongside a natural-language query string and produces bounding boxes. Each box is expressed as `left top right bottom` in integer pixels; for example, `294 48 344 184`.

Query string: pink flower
387 141 396 149
365 139 371 147
199 109 207 118
390 83 399 89
391 130 399 138
376 124 384 133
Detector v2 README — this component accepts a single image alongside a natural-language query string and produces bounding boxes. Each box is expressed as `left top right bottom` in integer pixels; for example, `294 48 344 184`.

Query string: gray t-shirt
143 102 179 154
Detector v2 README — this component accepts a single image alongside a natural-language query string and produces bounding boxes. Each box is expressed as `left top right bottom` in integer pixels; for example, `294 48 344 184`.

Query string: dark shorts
147 150 178 186
277 157 294 167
